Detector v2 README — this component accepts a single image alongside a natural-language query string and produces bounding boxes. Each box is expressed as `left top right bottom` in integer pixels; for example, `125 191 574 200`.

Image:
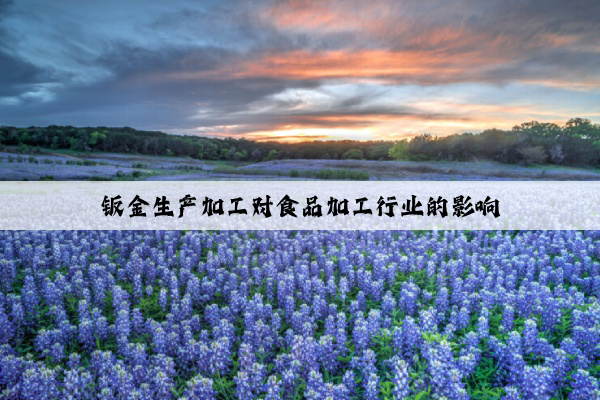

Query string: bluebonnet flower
522 318 538 353
64 368 93 399
521 365 553 400
339 277 349 304
392 358 410 399
21 366 60 399
115 309 130 339
477 315 489 339
234 370 254 400
569 369 599 399
502 385 520 400
151 325 167 355
264 375 283 400
22 276 39 322
457 352 477 376
318 334 338 372
208 337 232 374
159 288 168 313
49 342 64 362
457 307 470 330
352 316 370 352
501 305 514 333
0 354 27 389
238 343 256 371
544 348 569 392
66 353 81 370
365 373 380 400
367 309 382 338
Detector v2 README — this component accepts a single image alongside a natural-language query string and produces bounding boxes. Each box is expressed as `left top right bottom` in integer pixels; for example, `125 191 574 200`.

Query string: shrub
518 145 547 165
342 149 364 160
89 176 111 181
315 169 369 180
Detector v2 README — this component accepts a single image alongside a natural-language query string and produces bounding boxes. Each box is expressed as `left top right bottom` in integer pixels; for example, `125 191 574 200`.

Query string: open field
1 150 600 181
0 230 599 399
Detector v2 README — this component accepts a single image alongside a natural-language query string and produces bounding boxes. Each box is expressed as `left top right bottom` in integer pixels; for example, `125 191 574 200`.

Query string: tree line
0 118 598 166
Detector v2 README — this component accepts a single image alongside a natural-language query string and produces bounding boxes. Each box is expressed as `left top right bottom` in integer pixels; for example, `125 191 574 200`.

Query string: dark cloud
0 0 13 17
0 50 49 96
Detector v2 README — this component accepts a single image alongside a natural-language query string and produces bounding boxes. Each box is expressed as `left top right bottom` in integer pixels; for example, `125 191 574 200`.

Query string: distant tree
512 121 561 137
548 143 565 164
68 137 79 150
251 148 263 161
226 147 237 160
342 149 364 160
518 145 547 165
388 140 409 160
266 149 278 161
408 133 433 158
564 118 599 140
89 130 107 147
367 143 391 160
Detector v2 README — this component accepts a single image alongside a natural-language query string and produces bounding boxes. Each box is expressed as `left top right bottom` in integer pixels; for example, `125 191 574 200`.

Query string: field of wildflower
0 230 599 399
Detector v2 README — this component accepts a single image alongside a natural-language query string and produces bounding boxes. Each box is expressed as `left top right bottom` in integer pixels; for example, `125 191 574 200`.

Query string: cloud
0 0 599 140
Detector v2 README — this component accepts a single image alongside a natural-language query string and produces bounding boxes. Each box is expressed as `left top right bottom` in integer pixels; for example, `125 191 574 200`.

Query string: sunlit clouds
0 0 599 140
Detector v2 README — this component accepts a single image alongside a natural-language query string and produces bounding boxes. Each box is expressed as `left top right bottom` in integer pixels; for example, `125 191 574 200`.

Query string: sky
1 0 600 141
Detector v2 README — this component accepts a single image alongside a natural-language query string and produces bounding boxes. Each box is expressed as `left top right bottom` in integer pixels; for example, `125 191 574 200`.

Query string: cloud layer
1 0 599 139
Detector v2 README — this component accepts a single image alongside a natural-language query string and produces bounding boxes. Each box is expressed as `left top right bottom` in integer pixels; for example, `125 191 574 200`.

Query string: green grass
211 166 370 180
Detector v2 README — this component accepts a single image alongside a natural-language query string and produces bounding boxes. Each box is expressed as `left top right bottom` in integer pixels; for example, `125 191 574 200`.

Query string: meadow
0 230 599 399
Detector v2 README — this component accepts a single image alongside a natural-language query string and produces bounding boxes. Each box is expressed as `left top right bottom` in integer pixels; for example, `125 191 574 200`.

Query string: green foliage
89 130 107 146
1 118 599 170
314 169 369 180
266 149 278 161
39 175 54 181
342 149 364 160
388 140 409 160
88 176 111 181
517 145 547 165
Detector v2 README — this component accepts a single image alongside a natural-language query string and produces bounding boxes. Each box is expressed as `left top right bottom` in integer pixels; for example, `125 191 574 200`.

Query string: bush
89 176 111 181
315 169 369 180
341 149 364 160
518 145 547 165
